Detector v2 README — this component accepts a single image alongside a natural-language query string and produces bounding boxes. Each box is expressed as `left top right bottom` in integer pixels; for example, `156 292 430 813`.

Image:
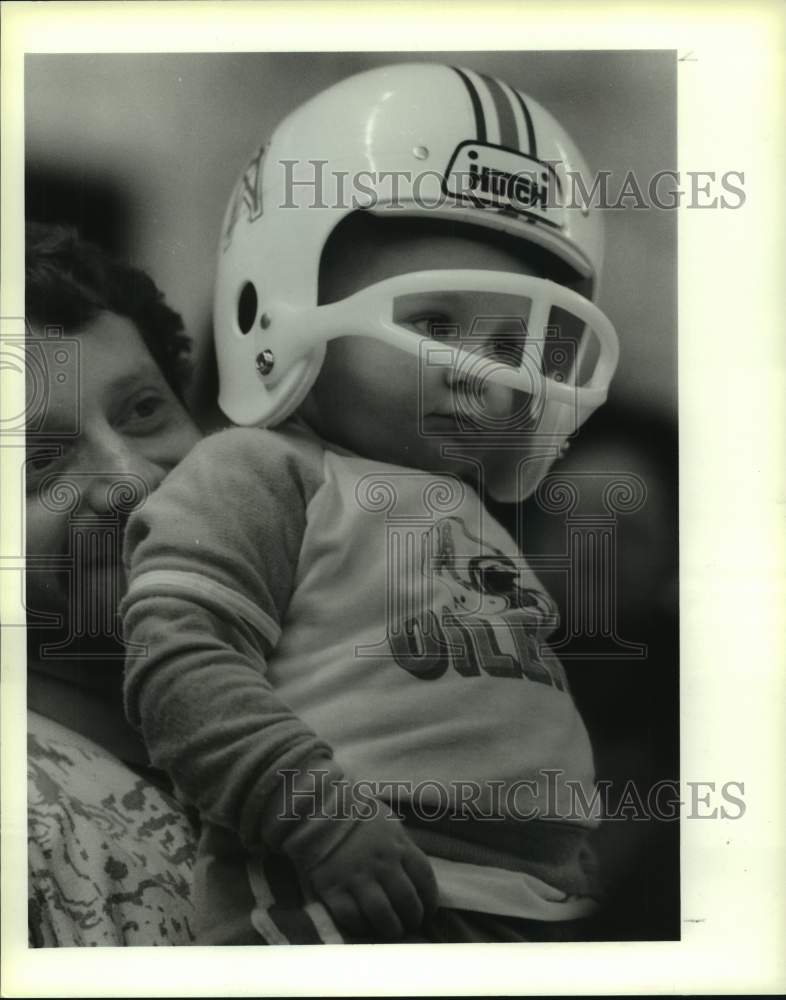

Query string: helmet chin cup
486 396 584 503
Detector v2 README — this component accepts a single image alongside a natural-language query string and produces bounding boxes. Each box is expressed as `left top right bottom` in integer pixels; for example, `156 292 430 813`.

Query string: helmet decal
444 69 562 227
222 143 266 252
442 140 562 229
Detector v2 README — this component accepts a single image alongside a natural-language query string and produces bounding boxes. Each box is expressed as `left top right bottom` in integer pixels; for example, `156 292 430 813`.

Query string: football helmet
214 62 618 499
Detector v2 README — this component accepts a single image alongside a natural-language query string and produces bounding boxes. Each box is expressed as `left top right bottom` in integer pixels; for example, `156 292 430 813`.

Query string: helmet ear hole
237 281 258 334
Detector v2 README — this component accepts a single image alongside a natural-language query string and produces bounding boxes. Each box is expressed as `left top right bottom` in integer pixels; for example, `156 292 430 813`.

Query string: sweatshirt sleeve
121 426 356 864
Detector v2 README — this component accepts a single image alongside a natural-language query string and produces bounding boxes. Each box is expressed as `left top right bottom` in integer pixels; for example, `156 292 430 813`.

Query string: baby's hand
304 808 438 941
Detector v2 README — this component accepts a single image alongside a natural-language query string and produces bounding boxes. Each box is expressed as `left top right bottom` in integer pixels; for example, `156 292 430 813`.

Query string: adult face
26 312 201 653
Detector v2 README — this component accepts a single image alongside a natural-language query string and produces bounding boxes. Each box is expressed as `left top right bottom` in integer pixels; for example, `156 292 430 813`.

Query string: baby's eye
406 314 456 340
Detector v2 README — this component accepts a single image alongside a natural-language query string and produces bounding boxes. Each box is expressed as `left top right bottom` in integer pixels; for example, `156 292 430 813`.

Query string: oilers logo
388 516 567 689
443 141 564 229
426 517 555 619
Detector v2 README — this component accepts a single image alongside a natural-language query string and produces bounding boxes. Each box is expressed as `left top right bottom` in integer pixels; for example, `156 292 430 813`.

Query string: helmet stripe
510 87 538 158
451 66 487 143
480 73 518 150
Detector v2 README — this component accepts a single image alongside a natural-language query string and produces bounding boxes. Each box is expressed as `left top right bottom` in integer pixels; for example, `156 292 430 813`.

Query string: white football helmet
214 62 618 499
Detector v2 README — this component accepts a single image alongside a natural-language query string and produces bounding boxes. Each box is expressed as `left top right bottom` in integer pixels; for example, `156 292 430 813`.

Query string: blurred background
26 50 678 940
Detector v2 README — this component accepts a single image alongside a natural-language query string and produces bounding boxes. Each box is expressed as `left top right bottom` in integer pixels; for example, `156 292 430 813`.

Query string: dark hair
25 222 192 397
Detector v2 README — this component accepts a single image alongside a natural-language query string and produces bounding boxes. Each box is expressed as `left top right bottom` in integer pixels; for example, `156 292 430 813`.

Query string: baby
122 62 619 944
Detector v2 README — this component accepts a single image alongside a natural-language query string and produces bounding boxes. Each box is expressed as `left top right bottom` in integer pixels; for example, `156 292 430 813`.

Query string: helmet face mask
214 63 619 499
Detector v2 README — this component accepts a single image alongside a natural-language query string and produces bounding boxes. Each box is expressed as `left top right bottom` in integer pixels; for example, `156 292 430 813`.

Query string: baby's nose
446 360 516 424
479 380 516 420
